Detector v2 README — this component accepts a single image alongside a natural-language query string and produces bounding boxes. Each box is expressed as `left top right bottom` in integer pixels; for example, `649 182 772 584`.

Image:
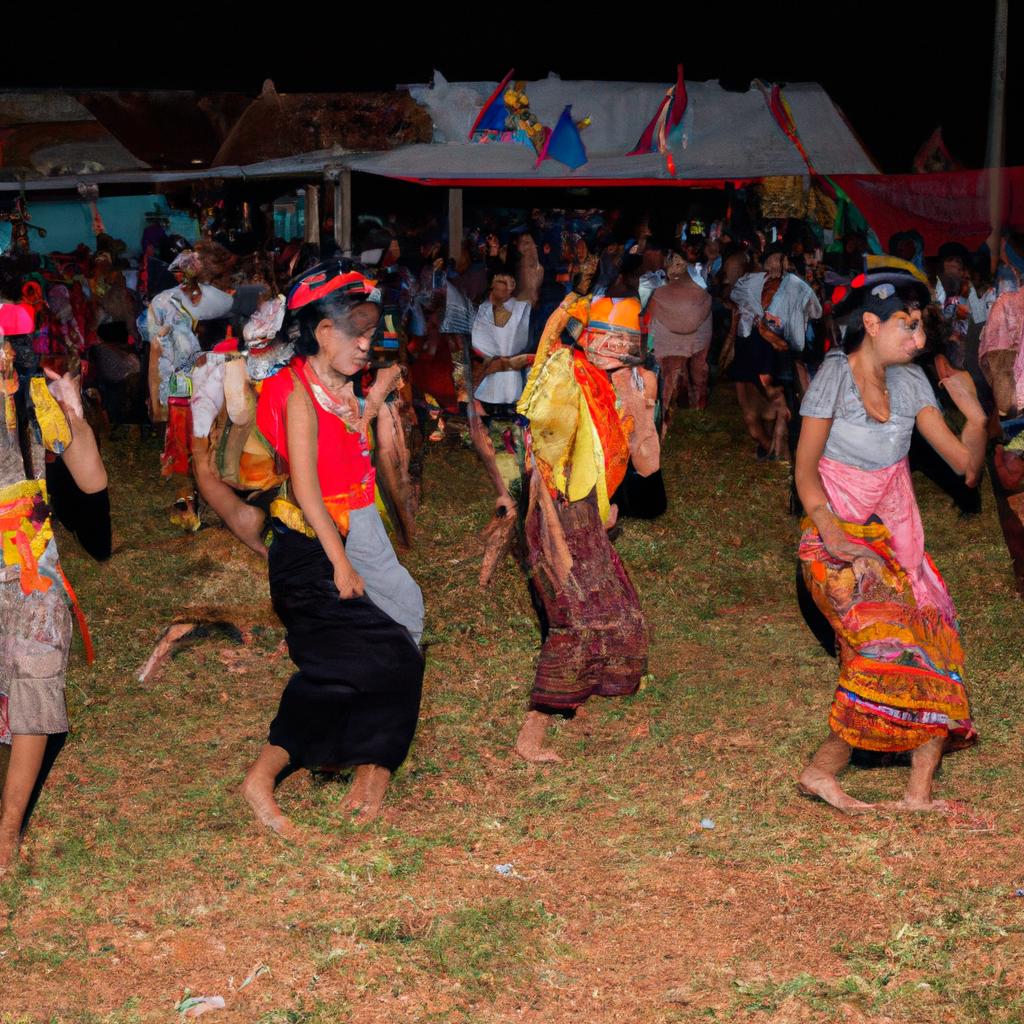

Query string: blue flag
536 106 587 170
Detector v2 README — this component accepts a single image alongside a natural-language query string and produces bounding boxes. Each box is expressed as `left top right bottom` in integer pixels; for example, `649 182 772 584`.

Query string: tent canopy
834 169 1024 254
348 73 879 185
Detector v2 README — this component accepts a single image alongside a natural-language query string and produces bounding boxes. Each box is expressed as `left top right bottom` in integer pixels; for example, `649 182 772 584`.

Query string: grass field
2 386 1023 1023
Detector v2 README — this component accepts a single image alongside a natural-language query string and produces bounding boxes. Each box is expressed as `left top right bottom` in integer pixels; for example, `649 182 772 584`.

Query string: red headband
287 269 377 311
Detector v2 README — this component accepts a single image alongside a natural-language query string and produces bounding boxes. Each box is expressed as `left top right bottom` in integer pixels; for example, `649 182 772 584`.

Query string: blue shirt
800 350 939 470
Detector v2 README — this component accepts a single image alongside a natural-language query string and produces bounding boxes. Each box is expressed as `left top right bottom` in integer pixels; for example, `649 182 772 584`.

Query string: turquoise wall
0 195 199 258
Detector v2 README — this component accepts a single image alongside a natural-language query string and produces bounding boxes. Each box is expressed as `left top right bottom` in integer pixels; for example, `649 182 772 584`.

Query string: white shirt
471 298 531 404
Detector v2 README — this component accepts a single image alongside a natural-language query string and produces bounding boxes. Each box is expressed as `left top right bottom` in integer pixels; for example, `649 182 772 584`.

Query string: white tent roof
348 74 878 184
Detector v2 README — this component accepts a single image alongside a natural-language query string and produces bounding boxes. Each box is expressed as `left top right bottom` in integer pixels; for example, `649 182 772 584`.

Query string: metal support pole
987 0 1008 255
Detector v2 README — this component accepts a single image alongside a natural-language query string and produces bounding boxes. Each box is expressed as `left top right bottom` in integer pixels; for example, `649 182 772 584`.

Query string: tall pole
448 188 463 270
987 0 1008 258
304 185 320 245
339 168 352 255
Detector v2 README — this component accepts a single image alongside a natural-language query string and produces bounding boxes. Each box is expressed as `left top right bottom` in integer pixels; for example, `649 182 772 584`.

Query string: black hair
487 267 516 287
288 289 378 357
834 276 932 353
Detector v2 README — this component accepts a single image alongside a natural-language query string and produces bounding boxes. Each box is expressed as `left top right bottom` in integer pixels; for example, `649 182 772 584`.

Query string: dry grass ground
2 386 1023 1023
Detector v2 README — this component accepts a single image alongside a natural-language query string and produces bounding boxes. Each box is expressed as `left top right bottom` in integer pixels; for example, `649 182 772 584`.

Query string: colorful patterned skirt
526 491 648 711
798 457 976 753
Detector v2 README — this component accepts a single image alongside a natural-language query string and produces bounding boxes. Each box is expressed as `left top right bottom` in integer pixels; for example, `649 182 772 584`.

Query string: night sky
4 4 1017 173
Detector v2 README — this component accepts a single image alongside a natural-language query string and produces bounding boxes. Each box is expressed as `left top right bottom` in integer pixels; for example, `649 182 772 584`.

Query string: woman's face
314 302 380 377
490 275 515 303
871 308 926 365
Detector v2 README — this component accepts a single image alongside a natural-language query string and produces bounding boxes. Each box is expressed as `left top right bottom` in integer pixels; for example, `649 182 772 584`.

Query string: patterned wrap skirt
526 492 648 711
798 457 976 753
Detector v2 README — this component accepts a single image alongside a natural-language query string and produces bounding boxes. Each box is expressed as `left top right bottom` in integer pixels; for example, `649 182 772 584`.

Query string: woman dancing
240 264 424 836
795 273 986 813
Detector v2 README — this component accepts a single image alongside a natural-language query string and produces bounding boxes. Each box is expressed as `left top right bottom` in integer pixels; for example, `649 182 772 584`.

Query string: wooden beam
304 184 320 245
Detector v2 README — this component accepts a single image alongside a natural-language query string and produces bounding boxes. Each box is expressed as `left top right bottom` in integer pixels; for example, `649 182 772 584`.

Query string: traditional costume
798 349 975 753
253 270 424 772
145 251 232 530
0 341 94 748
513 294 651 711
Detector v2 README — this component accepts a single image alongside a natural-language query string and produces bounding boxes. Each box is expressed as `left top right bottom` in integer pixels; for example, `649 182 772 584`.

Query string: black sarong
266 526 424 772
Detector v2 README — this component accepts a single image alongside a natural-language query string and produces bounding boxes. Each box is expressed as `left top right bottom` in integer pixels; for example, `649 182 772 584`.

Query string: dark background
3 4 1016 173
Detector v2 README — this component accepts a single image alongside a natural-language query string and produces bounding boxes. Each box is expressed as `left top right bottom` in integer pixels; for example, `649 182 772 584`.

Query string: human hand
43 366 84 420
333 562 365 599
818 516 883 566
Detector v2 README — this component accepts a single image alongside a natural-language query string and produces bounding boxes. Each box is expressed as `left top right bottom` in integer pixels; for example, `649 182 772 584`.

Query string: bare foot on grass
881 798 952 813
798 766 874 814
343 765 390 822
514 711 562 764
241 773 303 841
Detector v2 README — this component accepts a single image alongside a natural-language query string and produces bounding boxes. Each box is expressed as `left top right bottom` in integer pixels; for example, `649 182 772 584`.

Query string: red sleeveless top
256 358 375 534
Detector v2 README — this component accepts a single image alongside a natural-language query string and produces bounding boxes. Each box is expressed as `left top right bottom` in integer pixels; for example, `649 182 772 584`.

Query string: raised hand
43 366 84 420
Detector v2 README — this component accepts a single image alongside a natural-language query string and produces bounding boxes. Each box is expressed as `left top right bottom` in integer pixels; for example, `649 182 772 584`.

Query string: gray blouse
800 350 939 470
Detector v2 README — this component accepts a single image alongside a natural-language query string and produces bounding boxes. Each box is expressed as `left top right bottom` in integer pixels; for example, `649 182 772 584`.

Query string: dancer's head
832 273 931 363
286 262 380 376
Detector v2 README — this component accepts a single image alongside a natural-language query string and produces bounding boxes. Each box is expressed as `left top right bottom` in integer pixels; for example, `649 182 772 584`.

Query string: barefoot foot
241 774 303 841
341 764 373 814
798 767 874 814
343 765 391 822
881 798 952 813
514 711 563 764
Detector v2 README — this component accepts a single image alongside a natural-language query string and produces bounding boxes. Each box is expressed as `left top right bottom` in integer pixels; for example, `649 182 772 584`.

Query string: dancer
474 277 650 762
729 246 821 459
145 250 232 529
795 274 985 812
647 251 713 431
240 264 424 835
0 336 106 872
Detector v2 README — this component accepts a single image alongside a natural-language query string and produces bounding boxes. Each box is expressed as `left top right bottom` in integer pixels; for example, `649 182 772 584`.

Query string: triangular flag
469 70 515 138
912 127 962 173
628 64 687 157
535 107 587 170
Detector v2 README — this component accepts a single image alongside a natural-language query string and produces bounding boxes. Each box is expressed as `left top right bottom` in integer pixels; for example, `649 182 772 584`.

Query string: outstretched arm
915 372 986 487
469 415 515 517
43 369 107 494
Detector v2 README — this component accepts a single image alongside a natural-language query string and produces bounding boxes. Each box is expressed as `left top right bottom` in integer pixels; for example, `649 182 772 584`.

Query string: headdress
168 250 202 277
286 261 378 311
578 296 644 369
831 271 930 321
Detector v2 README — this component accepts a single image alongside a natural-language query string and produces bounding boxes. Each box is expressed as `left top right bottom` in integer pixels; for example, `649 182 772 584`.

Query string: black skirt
729 333 793 384
266 525 424 772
